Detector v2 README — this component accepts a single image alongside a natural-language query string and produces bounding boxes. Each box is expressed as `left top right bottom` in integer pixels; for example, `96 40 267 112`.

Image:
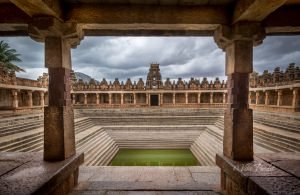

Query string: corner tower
146 63 163 89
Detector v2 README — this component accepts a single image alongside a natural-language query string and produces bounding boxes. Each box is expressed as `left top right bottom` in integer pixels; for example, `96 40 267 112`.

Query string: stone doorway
150 95 159 106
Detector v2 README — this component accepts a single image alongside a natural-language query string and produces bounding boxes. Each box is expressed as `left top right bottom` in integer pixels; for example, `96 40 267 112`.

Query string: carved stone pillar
146 93 148 105
173 93 176 105
40 91 45 107
185 93 188 104
198 93 201 104
256 91 259 105
84 94 87 105
29 16 83 161
72 94 76 104
223 93 226 104
109 93 112 104
96 94 99 105
265 91 269 105
12 90 18 108
214 22 265 161
277 90 282 106
292 88 299 108
210 92 213 104
27 91 33 107
133 93 136 104
160 93 163 105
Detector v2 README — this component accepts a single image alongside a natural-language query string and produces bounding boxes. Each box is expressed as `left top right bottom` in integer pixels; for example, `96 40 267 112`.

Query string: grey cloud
1 35 300 81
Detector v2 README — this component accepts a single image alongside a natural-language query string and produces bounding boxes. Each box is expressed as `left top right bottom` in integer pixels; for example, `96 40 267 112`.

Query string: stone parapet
0 152 84 195
216 153 300 195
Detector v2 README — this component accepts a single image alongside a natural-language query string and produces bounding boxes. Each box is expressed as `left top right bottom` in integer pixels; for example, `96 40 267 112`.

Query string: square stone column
173 93 176 105
292 88 299 108
121 93 124 105
96 94 99 105
109 93 112 104
223 93 226 104
185 93 188 104
133 93 136 104
214 22 265 161
265 91 269 105
256 91 259 105
277 90 282 106
72 94 76 104
11 90 18 108
44 37 75 161
160 93 163 105
210 92 213 104
40 91 45 107
198 93 201 104
84 94 87 105
27 91 33 107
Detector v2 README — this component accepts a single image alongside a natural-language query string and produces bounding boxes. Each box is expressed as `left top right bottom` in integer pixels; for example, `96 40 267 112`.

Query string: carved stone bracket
28 16 84 48
214 22 266 51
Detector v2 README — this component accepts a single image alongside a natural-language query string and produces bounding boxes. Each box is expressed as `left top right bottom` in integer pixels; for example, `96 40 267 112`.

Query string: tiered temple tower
146 63 163 89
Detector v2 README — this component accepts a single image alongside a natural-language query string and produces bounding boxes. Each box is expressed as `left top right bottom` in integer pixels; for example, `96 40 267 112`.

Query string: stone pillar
72 94 76 105
96 94 99 105
27 91 33 107
44 37 75 161
28 16 83 162
210 92 213 104
214 22 265 161
84 94 87 105
109 93 112 104
173 93 176 105
198 93 201 104
133 93 136 104
223 93 226 104
256 91 259 105
12 90 18 108
158 94 161 106
161 93 163 105
265 91 269 105
146 93 148 105
40 91 45 107
277 90 282 106
185 93 188 104
292 88 299 108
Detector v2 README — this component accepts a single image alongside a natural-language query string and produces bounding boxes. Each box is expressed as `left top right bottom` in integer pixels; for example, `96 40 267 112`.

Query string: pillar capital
28 16 84 48
214 22 265 51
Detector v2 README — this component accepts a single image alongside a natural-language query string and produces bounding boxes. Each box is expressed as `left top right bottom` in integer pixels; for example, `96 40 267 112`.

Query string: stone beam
67 5 229 33
0 4 30 36
233 0 287 24
264 6 300 35
9 0 63 20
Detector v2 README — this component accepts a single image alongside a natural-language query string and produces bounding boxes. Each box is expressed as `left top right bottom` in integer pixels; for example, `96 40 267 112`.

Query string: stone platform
73 166 221 195
0 152 84 195
216 152 300 195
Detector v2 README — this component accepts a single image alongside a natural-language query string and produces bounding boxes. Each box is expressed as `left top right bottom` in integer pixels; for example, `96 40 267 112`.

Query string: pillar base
224 108 253 161
44 106 75 161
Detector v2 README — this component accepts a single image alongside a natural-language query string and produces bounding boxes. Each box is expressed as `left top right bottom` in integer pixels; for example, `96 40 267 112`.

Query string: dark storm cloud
253 36 300 73
1 36 299 82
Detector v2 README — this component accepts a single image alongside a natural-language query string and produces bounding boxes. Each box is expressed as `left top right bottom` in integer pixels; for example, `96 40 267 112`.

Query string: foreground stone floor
73 166 221 195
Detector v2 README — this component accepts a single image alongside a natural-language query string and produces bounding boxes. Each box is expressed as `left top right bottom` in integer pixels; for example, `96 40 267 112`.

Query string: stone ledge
0 152 84 195
216 153 300 195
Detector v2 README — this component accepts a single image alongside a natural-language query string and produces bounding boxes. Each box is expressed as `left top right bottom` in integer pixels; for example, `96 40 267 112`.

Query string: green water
110 149 199 166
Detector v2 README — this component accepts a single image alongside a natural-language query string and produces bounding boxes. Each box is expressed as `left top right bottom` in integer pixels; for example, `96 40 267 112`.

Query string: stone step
254 129 300 150
1 135 43 152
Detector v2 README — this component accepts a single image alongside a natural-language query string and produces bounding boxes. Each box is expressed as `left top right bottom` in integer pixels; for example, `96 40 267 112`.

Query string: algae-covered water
110 149 199 166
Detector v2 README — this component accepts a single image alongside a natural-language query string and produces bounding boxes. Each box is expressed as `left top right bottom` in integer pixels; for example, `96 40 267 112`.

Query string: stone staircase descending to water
0 108 299 167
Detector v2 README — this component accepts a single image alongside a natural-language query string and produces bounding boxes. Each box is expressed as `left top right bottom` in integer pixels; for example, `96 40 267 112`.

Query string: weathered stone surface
248 176 300 195
216 154 290 192
44 106 75 161
75 166 220 192
0 152 84 195
272 160 300 178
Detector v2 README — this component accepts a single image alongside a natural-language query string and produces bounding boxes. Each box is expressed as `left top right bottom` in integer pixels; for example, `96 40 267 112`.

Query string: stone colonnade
71 91 227 107
249 88 299 112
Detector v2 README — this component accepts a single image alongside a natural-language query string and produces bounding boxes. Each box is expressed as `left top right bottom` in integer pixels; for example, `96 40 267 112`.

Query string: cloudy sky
1 36 300 82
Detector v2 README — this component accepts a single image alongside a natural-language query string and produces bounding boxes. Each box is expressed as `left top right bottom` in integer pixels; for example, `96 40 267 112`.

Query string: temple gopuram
0 63 299 113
